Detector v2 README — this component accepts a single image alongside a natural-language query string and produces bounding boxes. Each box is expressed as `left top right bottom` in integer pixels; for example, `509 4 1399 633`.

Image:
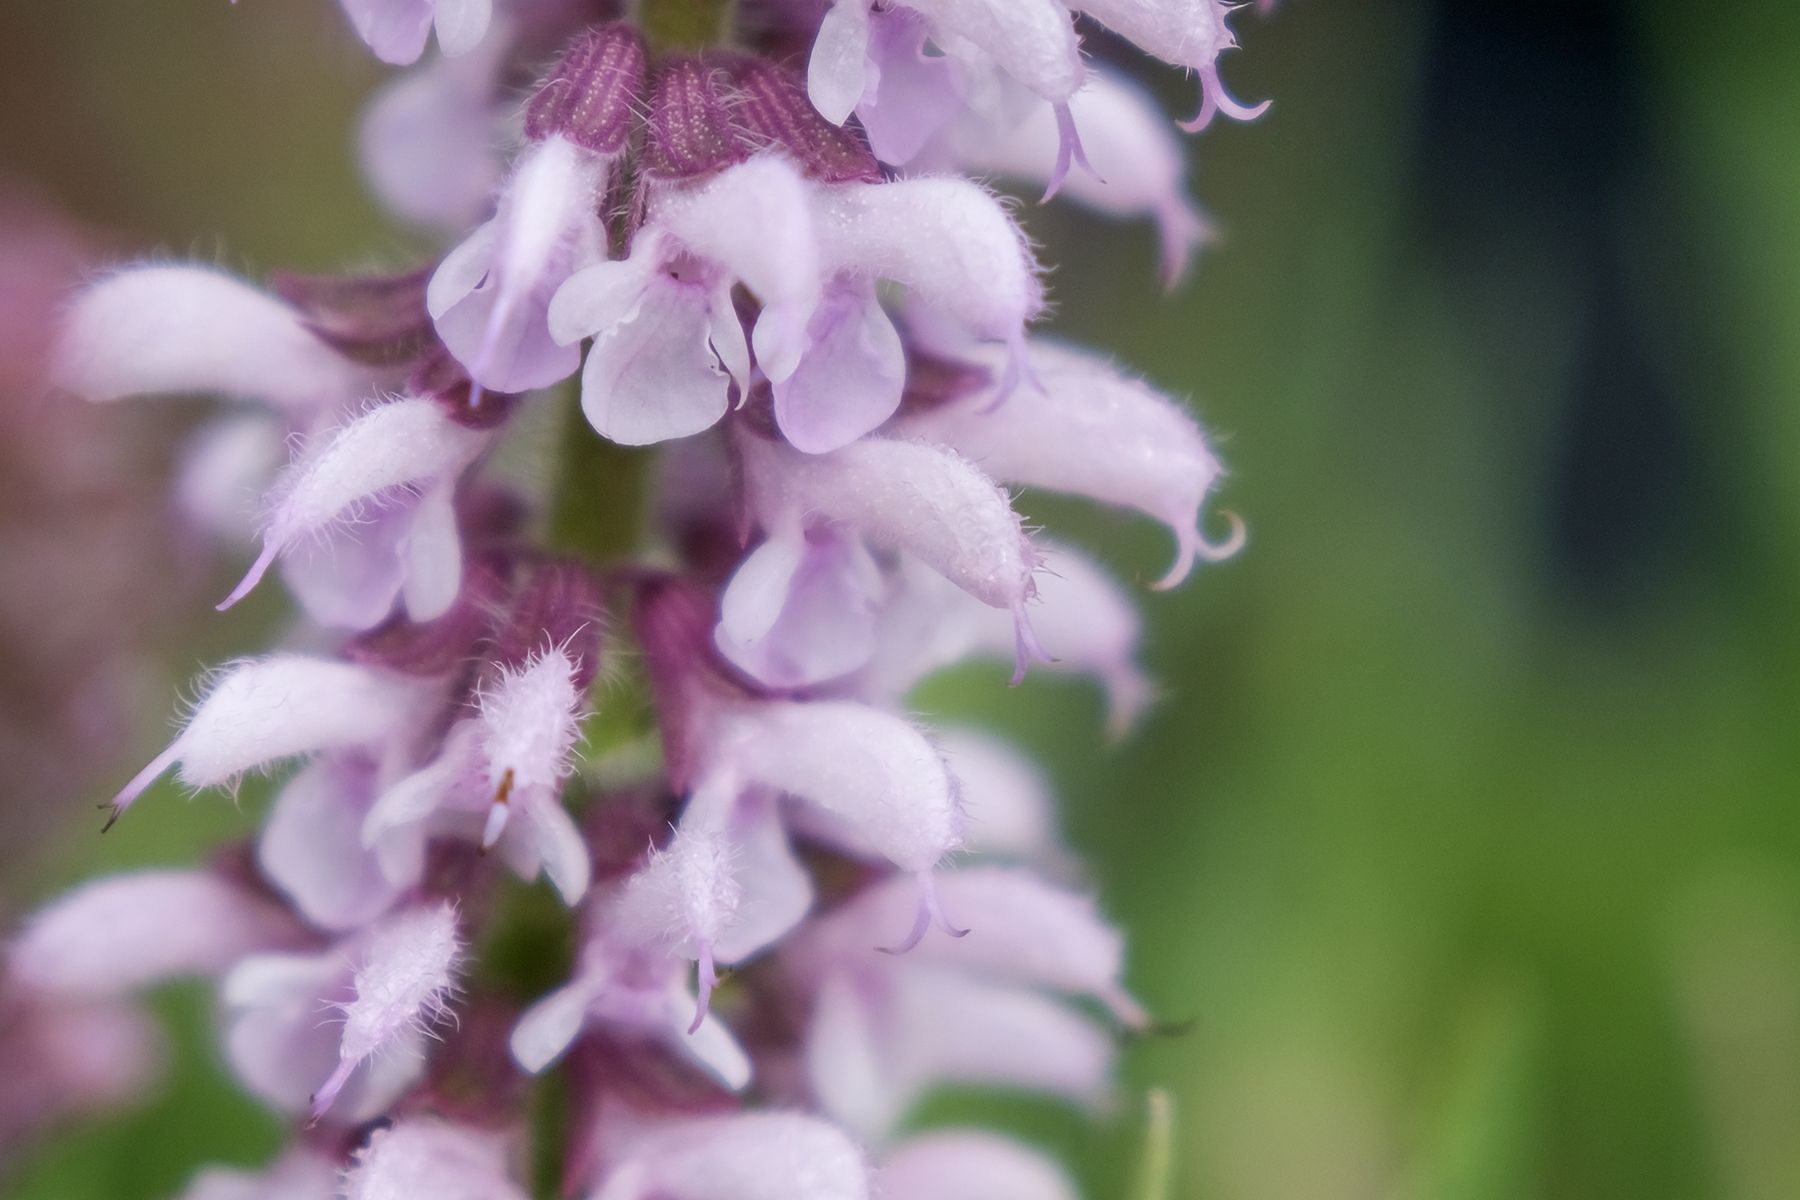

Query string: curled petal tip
1180 66 1271 134
1039 103 1100 204
881 872 967 952
1151 511 1245 591
687 945 718 1035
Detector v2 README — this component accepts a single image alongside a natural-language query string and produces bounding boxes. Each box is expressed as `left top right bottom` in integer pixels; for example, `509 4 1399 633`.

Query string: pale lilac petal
430 0 492 57
1071 0 1235 72
856 9 964 165
937 728 1063 862
713 700 960 873
900 339 1237 588
477 647 583 809
339 0 434 65
10 871 294 996
426 220 499 316
578 276 732 445
882 1132 1078 1200
431 137 607 393
717 529 806 650
278 506 413 630
813 176 1041 347
399 480 463 621
817 867 1134 1006
617 784 812 973
716 524 884 689
259 757 404 933
176 414 286 545
362 720 484 887
946 68 1212 284
222 950 423 1120
889 969 1114 1115
654 156 821 335
808 0 874 124
546 254 656 346
226 397 490 614
177 1148 342 1200
804 973 890 1138
314 903 462 1120
360 44 505 231
892 0 1082 104
593 1110 870 1200
109 657 438 821
741 433 1036 615
343 1118 525 1200
55 266 364 415
508 979 596 1073
771 281 905 455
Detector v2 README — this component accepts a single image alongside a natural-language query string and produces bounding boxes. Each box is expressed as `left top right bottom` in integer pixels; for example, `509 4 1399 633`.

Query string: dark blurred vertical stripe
1414 0 1724 609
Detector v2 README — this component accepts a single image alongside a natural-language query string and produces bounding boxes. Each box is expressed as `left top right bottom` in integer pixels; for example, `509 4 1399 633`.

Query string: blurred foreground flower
10 0 1278 1193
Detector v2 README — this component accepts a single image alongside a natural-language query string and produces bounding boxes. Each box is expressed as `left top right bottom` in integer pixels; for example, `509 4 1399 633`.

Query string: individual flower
430 24 646 395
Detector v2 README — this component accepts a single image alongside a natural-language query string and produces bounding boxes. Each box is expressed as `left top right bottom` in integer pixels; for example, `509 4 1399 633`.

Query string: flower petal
11 871 294 997
770 281 905 455
55 266 363 415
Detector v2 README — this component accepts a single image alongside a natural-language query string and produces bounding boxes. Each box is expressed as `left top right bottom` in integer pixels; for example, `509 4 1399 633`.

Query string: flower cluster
11 0 1273 1194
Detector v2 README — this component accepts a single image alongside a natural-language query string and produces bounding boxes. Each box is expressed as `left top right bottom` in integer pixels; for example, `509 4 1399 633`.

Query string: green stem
635 0 736 51
546 389 647 563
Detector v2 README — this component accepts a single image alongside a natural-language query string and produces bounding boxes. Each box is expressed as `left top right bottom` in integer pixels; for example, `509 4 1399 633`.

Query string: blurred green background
5 1 1800 1197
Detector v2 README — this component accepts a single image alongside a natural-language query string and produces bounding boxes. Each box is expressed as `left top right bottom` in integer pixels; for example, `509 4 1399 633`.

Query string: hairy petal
55 266 364 415
110 657 438 820
881 1131 1078 1200
11 871 295 996
343 1118 525 1200
901 339 1236 588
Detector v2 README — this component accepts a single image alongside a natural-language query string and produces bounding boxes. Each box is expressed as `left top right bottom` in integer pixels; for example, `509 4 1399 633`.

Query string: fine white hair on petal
941 67 1213 286
1067 0 1235 72
812 176 1043 344
477 646 584 799
712 700 963 873
10 871 295 997
591 1108 871 1200
881 1130 1079 1200
429 135 608 394
936 727 1064 862
342 1117 526 1200
218 397 491 613
895 0 1084 105
653 155 822 319
109 656 440 820
899 338 1238 589
312 902 462 1120
808 867 1138 1012
739 432 1036 616
175 1147 342 1200
54 265 365 415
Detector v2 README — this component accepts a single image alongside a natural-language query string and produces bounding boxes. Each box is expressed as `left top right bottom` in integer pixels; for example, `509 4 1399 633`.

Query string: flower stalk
17 0 1284 1195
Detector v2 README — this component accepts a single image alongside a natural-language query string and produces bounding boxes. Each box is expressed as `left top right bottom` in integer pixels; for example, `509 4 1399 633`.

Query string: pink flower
430 25 647 395
337 0 493 66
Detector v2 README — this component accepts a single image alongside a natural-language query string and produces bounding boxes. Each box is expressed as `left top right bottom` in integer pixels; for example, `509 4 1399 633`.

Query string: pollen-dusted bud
643 57 749 180
487 560 606 690
524 22 648 156
723 56 881 184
